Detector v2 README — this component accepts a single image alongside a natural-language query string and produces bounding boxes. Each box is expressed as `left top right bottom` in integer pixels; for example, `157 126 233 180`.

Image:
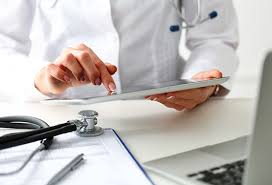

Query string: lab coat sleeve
0 0 49 101
181 0 239 94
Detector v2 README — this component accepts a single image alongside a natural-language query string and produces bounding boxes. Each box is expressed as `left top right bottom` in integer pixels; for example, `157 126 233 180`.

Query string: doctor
0 0 238 111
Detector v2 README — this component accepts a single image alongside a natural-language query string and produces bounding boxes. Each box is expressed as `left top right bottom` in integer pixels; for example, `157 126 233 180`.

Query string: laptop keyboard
187 160 246 185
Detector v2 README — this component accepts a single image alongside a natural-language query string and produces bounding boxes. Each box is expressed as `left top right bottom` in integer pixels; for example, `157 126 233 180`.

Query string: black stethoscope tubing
0 123 76 150
0 116 77 150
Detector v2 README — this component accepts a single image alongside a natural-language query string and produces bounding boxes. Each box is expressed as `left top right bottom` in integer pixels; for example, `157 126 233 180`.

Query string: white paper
0 129 152 185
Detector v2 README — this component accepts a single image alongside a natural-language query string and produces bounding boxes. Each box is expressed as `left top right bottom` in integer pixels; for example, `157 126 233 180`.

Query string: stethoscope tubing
169 0 201 27
0 124 76 150
0 122 70 143
0 116 49 129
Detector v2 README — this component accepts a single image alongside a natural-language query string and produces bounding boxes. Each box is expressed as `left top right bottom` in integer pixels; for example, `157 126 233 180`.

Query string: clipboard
110 128 155 184
0 128 154 185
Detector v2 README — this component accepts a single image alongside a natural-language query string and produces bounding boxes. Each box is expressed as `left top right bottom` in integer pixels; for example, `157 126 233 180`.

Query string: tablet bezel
41 77 229 105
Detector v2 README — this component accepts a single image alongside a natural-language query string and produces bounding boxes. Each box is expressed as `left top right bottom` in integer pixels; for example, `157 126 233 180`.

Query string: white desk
0 98 255 185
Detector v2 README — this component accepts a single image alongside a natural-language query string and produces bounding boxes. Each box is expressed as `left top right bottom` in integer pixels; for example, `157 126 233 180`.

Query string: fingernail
109 82 116 91
80 76 85 82
95 78 101 85
64 76 70 82
167 96 175 100
146 97 152 100
153 98 158 101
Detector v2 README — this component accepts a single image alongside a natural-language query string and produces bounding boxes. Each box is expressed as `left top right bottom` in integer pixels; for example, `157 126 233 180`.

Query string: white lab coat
0 0 239 101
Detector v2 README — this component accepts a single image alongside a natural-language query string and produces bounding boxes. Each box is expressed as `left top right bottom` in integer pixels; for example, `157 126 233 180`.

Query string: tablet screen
121 79 193 93
73 79 194 100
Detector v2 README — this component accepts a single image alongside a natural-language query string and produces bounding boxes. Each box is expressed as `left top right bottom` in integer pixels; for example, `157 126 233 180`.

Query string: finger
166 96 199 110
46 63 70 83
166 89 204 100
209 69 223 78
105 63 117 75
203 86 217 98
70 50 100 85
83 48 116 91
168 85 215 102
73 43 89 50
148 94 166 101
155 97 185 111
193 69 223 80
145 96 150 99
192 71 211 80
72 44 116 91
95 60 116 91
57 52 84 81
160 101 185 111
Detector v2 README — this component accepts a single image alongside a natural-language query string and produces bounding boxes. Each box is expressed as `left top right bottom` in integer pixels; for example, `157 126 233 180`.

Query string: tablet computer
41 77 229 105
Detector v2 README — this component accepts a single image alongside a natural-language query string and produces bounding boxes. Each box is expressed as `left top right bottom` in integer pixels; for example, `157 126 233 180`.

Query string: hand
146 69 223 111
34 44 117 95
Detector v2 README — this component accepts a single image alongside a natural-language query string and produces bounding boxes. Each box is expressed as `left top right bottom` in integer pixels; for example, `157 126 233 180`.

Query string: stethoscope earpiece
169 25 180 32
209 11 218 19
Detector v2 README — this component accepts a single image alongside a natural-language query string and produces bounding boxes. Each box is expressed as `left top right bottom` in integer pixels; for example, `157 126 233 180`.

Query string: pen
47 153 85 185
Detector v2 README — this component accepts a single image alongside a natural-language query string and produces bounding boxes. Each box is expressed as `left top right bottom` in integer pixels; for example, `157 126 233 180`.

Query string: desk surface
0 98 255 184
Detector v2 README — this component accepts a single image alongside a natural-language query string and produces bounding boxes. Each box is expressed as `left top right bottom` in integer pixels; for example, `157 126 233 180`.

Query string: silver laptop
145 52 272 185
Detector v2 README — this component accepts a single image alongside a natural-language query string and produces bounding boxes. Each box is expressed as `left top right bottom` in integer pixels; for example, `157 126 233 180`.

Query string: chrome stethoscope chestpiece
76 110 104 137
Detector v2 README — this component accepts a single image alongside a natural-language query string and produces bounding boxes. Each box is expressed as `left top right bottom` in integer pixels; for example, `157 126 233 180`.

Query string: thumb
105 63 117 75
208 69 223 78
192 69 222 80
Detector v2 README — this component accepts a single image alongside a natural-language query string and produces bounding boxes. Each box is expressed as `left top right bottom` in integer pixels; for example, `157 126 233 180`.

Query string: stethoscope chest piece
76 110 104 137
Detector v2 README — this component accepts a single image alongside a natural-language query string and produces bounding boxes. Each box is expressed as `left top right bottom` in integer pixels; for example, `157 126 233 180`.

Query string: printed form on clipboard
0 129 154 185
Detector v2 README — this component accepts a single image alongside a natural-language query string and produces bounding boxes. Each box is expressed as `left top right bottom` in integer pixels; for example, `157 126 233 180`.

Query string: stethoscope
0 110 103 176
168 0 218 32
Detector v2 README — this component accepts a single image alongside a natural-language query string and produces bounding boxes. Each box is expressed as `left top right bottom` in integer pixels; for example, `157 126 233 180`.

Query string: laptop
145 52 272 185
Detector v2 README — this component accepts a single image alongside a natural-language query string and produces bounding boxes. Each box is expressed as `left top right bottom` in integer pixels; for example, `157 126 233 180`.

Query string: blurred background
230 0 272 98
181 0 272 98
